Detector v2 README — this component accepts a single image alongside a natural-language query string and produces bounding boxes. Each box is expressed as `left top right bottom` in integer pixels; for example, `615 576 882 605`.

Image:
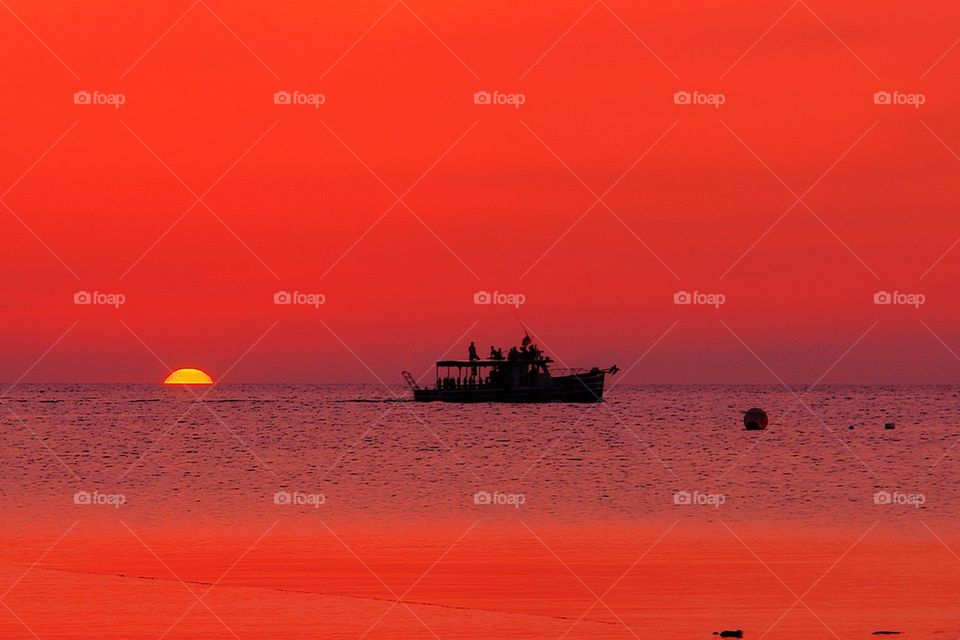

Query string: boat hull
413 370 606 403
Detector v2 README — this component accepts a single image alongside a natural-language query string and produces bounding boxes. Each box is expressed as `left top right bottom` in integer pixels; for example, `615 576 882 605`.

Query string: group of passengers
468 335 543 363
435 335 548 390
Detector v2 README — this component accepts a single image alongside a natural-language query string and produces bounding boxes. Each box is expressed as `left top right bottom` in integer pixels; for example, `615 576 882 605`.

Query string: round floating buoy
744 408 768 430
884 422 895 430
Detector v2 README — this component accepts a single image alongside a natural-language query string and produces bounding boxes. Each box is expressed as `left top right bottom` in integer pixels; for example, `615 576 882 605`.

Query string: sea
0 384 957 638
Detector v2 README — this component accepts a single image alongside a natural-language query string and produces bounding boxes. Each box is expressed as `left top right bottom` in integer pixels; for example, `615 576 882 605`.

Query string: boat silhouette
403 352 618 403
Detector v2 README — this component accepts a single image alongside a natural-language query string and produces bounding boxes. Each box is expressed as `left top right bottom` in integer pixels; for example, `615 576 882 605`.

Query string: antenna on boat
517 320 533 347
514 310 532 343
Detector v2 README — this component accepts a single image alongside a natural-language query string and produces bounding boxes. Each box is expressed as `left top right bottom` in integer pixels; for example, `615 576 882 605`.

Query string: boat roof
436 358 553 367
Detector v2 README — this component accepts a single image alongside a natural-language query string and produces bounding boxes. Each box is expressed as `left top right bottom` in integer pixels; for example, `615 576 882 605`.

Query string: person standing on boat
529 343 545 376
468 341 480 382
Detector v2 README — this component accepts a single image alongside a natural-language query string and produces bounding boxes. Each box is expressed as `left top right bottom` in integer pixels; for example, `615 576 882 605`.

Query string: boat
402 355 618 403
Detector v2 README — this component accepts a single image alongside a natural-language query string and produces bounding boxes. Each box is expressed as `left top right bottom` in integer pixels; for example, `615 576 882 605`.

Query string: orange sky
3 0 960 384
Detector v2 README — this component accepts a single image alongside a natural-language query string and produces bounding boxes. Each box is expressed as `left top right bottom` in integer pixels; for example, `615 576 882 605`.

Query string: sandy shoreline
2 517 957 638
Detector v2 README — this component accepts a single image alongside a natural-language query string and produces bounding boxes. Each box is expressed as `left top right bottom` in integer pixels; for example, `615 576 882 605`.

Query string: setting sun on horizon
163 367 214 385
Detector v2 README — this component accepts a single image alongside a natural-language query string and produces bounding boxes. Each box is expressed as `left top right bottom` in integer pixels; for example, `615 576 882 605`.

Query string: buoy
884 422 895 430
744 408 768 430
848 425 855 430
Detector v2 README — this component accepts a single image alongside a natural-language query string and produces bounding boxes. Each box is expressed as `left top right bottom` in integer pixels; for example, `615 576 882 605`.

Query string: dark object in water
744 408 768 430
713 631 743 638
404 357 619 403
872 632 901 635
848 425 855 430
885 422 895 429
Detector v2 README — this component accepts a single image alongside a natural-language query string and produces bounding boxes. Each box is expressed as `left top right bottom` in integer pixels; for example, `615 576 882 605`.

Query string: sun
163 368 214 385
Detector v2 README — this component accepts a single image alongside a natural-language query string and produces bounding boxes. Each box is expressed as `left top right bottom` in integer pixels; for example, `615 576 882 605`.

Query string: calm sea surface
2 385 959 638
2 384 958 526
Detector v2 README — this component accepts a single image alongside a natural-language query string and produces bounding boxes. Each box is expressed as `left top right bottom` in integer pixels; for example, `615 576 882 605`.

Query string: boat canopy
435 358 553 367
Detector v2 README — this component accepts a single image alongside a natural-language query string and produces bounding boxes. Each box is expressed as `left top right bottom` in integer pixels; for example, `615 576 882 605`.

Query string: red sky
2 0 960 384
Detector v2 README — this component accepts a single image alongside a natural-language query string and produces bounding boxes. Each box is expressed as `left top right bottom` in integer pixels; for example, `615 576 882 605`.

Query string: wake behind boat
402 335 617 403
